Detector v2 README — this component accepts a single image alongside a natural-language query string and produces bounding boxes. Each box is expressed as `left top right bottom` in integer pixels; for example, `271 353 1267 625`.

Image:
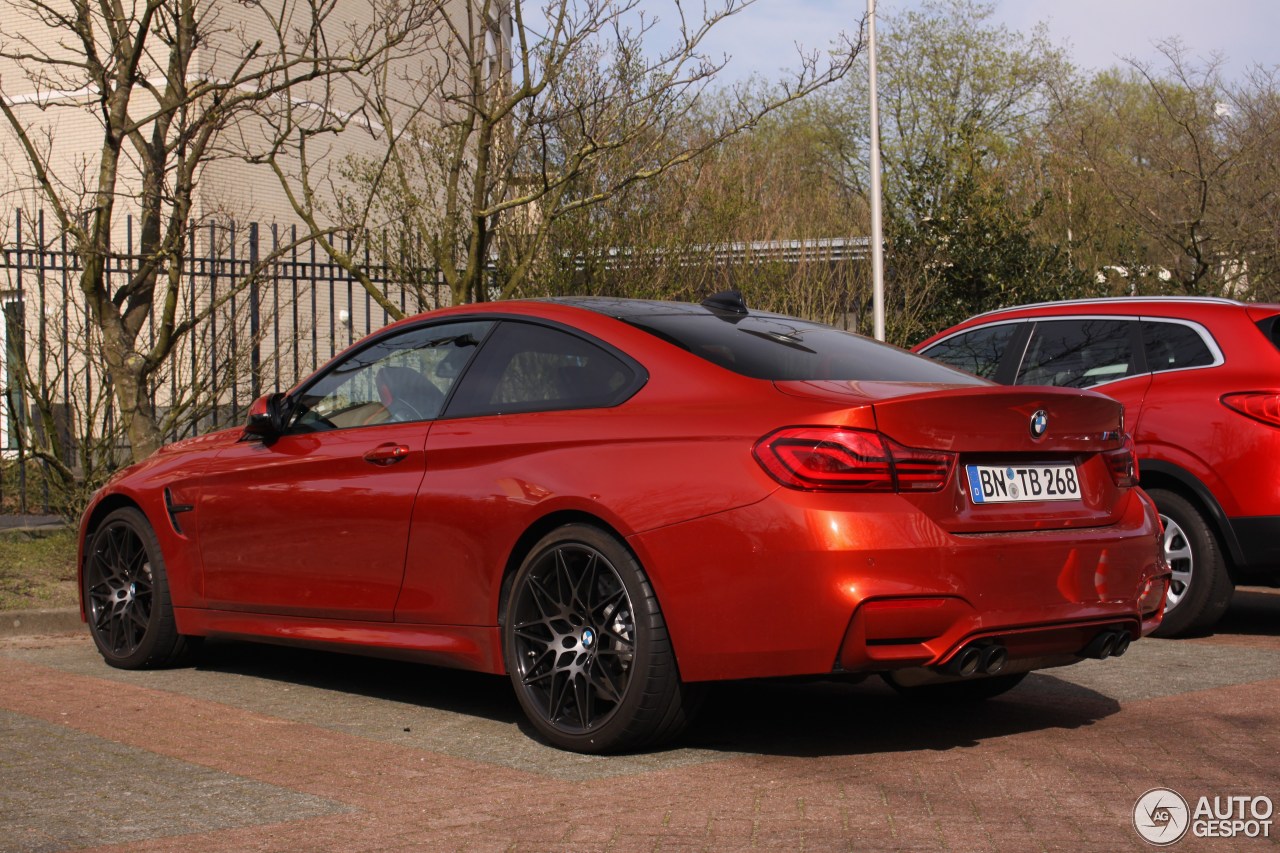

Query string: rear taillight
753 427 955 492
1103 435 1139 488
1221 392 1280 427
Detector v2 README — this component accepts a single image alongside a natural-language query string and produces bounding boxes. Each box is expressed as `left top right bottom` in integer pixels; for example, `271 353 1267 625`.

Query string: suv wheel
1148 488 1233 637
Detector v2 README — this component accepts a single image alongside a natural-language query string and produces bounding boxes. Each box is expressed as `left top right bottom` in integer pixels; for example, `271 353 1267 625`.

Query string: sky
670 0 1280 83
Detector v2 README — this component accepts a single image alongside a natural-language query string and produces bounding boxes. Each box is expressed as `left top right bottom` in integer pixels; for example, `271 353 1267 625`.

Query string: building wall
0 0 510 229
0 0 512 462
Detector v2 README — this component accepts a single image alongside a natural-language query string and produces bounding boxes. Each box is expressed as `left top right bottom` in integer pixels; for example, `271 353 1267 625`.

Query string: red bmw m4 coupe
79 293 1168 752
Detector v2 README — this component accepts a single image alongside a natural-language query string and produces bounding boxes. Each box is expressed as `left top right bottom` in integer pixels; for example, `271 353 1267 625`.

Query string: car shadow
683 673 1121 758
1211 587 1280 638
189 640 1121 758
192 639 523 725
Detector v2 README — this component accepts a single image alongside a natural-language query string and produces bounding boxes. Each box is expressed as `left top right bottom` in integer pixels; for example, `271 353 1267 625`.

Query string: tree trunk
98 320 163 462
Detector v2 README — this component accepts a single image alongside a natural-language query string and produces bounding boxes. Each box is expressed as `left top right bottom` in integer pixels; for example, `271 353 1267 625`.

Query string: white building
0 0 512 459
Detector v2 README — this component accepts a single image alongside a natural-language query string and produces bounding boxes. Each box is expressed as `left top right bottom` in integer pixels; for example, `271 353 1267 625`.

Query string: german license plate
965 464 1080 504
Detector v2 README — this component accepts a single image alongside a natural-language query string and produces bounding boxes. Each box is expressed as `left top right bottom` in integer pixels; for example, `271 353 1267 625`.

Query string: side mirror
244 392 291 439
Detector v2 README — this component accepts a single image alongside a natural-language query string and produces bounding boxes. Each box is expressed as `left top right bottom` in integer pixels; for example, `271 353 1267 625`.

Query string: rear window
625 313 986 384
444 320 640 417
1256 313 1280 352
1141 321 1216 372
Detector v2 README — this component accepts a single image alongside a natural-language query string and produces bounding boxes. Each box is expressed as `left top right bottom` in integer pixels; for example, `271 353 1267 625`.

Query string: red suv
915 297 1280 636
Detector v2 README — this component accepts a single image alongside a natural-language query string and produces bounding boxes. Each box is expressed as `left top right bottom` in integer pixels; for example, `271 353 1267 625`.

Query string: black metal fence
1 209 868 516
1 209 445 515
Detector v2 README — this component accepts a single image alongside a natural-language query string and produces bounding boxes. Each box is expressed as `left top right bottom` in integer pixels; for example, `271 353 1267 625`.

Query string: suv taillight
1103 435 1139 488
1221 392 1280 427
754 427 955 492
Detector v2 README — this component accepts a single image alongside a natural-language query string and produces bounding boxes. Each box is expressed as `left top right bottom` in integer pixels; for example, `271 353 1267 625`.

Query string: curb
0 516 68 532
1 608 83 637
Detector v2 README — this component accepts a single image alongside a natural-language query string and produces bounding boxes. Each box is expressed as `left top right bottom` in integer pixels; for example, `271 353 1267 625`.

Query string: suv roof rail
969 295 1246 321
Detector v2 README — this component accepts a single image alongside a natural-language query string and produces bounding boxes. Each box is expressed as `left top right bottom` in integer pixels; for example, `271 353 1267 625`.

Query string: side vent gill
164 487 194 534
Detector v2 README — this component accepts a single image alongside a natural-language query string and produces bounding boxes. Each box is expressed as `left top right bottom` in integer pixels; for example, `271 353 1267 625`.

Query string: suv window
919 323 1020 379
1016 318 1138 388
1257 313 1280 351
1141 321 1215 372
445 321 639 417
626 313 985 384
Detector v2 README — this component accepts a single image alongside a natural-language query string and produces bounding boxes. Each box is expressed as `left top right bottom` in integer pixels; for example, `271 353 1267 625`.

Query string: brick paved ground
2 589 1279 852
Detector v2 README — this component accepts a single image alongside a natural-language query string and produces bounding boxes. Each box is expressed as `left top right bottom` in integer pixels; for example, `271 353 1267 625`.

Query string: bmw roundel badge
1030 409 1049 439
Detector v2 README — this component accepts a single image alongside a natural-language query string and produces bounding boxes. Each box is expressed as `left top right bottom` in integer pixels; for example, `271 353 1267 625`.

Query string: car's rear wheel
84 507 197 669
503 524 695 753
883 672 1027 702
1148 488 1233 637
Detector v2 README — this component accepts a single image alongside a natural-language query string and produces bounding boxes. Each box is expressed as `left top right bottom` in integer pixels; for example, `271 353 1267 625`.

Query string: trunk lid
773 380 1131 533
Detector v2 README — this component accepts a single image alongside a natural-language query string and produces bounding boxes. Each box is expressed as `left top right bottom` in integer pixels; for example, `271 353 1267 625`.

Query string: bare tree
1 242 296 516
0 0 439 461
534 94 871 327
1217 65 1280 298
806 0 1084 342
1049 42 1280 296
265 0 860 312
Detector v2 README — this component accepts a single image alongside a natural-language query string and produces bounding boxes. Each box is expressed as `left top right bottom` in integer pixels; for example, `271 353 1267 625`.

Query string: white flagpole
867 0 886 341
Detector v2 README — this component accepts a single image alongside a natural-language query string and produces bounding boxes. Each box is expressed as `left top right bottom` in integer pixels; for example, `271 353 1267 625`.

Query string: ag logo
1134 788 1190 845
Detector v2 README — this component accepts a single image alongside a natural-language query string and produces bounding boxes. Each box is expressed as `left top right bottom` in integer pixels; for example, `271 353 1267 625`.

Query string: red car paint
916 296 1280 636
79 296 1167 750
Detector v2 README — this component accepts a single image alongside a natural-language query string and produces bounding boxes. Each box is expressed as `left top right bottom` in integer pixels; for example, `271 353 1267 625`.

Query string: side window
920 324 1020 379
446 321 639 417
291 320 493 430
1016 319 1138 389
1141 321 1216 372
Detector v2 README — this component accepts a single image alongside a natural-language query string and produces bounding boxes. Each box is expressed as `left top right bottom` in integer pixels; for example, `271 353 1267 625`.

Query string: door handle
363 443 411 466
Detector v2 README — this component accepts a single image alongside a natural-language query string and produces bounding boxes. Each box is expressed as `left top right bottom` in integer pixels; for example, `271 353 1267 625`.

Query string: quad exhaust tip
1081 629 1132 660
942 642 1008 678
941 630 1129 678
979 644 1008 676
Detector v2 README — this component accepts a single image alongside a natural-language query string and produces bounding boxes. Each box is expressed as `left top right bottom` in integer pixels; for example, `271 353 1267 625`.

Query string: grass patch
0 528 78 611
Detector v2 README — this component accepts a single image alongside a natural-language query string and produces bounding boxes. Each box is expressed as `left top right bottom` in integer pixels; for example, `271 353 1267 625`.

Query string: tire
883 672 1027 703
503 524 696 753
83 507 198 669
1148 488 1234 638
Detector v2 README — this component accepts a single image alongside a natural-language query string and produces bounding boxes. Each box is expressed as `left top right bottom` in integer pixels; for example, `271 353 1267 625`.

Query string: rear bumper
632 488 1168 683
838 599 1147 674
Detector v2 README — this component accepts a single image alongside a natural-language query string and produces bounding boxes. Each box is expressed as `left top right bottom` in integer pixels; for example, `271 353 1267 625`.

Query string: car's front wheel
1148 488 1234 637
503 524 696 753
84 507 197 669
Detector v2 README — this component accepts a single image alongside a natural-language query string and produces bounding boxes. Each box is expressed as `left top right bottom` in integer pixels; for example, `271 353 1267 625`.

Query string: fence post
270 223 280 390
249 222 260 401
37 210 49 513
12 209 28 513
228 221 239 421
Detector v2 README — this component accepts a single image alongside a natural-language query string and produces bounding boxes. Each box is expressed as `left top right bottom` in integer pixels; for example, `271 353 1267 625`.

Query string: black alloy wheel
504 524 695 753
84 507 195 669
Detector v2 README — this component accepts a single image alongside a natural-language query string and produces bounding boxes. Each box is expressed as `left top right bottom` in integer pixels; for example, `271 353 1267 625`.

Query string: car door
194 319 493 620
1130 317 1222 446
393 319 645 625
1011 317 1152 428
